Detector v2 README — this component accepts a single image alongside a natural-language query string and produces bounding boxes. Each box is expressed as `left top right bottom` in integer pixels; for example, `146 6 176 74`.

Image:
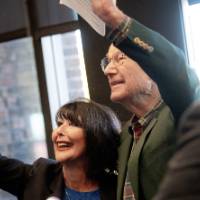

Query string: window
42 30 89 128
0 38 48 199
0 2 89 199
181 0 200 77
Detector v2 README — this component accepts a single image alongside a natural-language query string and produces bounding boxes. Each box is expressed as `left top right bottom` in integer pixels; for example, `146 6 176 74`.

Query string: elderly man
100 44 175 200
92 0 198 200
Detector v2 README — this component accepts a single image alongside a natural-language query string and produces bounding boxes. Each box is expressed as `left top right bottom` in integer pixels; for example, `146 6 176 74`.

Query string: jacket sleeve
153 102 200 200
0 154 31 197
113 19 200 123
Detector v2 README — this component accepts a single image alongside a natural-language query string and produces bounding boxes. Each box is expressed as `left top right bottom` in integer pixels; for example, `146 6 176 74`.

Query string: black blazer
0 156 116 200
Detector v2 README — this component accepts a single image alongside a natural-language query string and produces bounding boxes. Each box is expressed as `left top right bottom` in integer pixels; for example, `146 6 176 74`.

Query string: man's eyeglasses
100 52 127 72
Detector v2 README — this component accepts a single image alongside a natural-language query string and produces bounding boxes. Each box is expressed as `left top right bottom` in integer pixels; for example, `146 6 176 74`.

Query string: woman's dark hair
55 98 121 183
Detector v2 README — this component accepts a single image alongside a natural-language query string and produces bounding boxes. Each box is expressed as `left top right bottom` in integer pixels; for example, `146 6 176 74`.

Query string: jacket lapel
128 117 157 200
46 166 64 200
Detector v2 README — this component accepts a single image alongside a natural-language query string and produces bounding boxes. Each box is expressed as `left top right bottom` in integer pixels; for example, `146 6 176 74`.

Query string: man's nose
103 62 118 76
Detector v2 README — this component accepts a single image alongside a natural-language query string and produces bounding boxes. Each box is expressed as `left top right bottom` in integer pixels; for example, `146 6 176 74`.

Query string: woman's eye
56 121 62 126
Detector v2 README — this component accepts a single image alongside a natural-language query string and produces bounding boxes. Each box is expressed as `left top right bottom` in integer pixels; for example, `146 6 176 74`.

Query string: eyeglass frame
100 51 127 72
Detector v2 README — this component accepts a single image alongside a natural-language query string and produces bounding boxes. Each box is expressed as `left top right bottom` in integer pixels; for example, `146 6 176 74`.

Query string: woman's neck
62 162 99 192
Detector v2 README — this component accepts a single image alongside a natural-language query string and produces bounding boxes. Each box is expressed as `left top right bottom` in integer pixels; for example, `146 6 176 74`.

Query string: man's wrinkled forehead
107 44 122 58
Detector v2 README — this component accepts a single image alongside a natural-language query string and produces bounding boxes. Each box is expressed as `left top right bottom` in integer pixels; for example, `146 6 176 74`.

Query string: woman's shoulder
31 157 62 174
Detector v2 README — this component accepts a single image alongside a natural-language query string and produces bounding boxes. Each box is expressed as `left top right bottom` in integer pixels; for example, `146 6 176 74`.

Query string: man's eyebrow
106 50 121 58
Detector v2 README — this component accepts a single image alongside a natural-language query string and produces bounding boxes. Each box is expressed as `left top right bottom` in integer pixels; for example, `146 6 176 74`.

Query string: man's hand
91 0 127 28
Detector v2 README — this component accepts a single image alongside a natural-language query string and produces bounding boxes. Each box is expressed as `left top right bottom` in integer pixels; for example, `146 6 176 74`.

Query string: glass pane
188 0 200 5
0 38 48 199
42 30 90 128
181 0 200 77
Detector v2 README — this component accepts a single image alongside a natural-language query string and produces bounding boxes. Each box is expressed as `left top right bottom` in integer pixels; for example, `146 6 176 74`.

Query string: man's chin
110 93 125 103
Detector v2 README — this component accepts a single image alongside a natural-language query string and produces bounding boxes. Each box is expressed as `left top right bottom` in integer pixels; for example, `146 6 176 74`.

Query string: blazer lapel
128 117 157 200
47 166 64 200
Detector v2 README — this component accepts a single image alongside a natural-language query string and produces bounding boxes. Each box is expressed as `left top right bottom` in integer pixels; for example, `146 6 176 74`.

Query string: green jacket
117 103 175 200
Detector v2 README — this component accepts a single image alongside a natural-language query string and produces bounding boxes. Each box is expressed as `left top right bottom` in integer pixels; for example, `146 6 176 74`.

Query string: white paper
60 0 106 36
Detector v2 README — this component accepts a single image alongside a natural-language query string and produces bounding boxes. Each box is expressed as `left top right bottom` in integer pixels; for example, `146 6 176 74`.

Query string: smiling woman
0 98 121 200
